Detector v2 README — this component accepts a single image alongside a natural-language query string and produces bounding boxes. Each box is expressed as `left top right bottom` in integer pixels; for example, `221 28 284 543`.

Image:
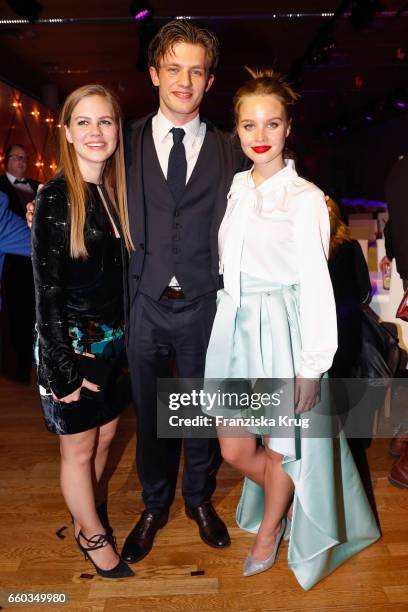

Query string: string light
4 83 57 180
0 19 29 24
0 18 62 24
174 13 337 19
0 11 405 25
0 14 338 25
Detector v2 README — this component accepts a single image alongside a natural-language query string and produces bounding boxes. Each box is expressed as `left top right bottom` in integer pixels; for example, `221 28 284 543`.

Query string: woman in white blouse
204 68 379 589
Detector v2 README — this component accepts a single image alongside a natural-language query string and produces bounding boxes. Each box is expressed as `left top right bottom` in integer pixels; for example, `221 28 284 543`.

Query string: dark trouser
2 256 35 383
127 291 222 512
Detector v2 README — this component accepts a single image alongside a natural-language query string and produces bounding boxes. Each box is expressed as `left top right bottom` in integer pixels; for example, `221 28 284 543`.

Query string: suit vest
137 121 221 300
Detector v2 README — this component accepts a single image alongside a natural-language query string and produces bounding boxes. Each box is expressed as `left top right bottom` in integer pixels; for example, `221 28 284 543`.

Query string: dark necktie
14 179 28 184
167 127 187 203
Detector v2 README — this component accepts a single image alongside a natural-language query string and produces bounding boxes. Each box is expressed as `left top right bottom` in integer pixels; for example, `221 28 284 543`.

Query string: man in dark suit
382 154 408 489
0 145 39 216
121 20 245 563
383 154 408 291
0 144 39 382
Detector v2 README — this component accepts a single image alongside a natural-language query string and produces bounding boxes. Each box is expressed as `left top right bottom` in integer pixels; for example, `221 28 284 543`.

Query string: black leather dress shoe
185 501 230 548
121 510 169 564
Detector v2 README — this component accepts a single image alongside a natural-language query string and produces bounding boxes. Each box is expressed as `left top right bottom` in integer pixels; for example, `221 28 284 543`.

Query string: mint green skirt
205 273 380 590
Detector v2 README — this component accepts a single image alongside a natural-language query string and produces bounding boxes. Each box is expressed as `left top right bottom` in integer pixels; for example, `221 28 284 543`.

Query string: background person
0 190 31 296
326 197 380 515
327 197 371 377
0 144 39 382
0 190 31 368
381 154 408 293
380 154 408 488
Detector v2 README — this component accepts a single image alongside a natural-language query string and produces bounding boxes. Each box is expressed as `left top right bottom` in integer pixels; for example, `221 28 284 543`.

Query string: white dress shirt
219 160 337 378
151 109 206 183
151 109 206 288
6 172 34 195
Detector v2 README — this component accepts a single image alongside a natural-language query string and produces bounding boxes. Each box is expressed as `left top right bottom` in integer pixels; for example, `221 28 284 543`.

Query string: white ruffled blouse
219 160 338 378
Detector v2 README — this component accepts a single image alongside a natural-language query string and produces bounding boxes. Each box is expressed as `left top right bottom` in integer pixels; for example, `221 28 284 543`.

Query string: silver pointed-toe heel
243 517 286 577
283 515 292 541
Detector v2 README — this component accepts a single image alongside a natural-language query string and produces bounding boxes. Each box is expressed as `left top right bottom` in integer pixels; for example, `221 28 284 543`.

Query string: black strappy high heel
70 502 115 549
75 531 134 579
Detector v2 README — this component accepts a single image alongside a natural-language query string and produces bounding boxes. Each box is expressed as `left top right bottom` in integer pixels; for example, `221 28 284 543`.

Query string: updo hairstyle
233 67 300 125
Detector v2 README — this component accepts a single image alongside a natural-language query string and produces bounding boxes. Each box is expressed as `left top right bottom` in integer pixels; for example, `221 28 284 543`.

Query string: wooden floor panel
1 376 407 611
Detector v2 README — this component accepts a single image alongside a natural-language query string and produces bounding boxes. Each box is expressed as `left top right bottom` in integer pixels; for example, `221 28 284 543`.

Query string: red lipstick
251 146 271 154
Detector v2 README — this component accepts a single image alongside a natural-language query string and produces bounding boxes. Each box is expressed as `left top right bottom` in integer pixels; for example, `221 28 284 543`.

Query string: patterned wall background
0 81 58 183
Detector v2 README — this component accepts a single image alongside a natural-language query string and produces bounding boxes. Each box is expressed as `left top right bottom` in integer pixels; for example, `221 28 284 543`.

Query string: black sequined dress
31 175 130 434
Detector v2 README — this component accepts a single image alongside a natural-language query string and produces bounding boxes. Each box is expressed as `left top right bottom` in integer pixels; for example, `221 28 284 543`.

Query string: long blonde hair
58 84 133 258
326 197 351 257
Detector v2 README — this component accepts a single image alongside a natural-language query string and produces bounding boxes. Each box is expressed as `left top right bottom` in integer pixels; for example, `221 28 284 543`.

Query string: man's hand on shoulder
26 183 43 228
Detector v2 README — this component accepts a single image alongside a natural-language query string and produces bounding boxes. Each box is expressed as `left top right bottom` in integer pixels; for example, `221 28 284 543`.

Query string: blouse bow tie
219 181 264 308
219 163 298 308
227 181 264 215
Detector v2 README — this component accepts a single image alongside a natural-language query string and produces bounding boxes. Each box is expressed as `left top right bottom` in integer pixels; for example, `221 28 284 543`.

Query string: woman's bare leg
251 439 294 560
217 425 266 486
59 427 119 570
93 417 120 482
217 427 294 560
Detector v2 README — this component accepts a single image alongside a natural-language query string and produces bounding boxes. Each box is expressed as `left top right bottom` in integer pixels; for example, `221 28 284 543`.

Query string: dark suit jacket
125 113 247 308
329 239 372 378
0 173 40 218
